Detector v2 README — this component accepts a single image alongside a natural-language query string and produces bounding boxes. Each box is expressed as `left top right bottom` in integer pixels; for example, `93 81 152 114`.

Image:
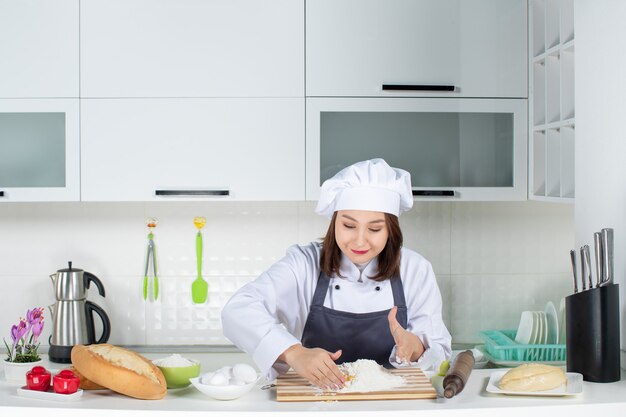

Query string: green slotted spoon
191 216 208 303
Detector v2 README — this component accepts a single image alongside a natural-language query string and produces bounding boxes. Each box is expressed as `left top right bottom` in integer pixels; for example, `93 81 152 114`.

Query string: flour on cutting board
337 359 406 393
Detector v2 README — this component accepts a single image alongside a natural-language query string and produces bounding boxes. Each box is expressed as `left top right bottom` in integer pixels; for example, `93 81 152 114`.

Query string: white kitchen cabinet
80 0 303 98
306 0 527 98
81 98 304 201
529 0 574 202
306 97 527 201
0 99 80 201
0 0 79 98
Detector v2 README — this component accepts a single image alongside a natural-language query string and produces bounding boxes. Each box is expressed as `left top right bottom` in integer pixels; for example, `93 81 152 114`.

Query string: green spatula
191 217 208 303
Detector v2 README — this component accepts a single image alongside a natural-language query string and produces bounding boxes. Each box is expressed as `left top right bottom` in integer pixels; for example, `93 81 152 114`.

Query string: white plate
545 301 559 344
486 370 582 396
536 311 548 344
17 387 83 402
515 311 534 344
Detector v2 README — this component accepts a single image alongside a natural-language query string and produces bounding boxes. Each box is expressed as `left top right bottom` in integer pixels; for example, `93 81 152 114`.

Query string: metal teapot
48 262 111 363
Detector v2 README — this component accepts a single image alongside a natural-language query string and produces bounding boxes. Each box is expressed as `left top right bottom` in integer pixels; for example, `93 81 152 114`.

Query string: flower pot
4 359 43 384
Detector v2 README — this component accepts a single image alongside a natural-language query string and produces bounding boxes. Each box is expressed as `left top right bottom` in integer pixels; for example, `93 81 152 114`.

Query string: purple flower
5 307 45 362
31 320 44 343
11 319 28 343
27 308 43 325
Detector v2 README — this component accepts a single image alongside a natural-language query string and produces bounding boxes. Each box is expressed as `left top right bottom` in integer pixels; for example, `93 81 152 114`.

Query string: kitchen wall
575 0 626 367
0 200 573 349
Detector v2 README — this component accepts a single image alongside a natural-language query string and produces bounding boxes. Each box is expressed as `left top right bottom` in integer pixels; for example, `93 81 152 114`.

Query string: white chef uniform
221 242 451 381
221 159 452 381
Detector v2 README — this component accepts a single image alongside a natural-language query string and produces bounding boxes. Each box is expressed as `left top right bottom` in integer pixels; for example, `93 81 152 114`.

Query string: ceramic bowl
156 360 201 389
189 375 259 400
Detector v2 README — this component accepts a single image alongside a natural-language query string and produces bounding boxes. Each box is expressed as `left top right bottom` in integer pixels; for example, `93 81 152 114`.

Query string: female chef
221 159 451 389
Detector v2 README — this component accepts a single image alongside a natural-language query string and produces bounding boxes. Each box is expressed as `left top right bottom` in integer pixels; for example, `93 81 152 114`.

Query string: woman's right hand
279 344 346 390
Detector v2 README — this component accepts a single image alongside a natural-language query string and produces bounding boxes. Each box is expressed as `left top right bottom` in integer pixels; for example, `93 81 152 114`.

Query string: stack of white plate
514 301 560 345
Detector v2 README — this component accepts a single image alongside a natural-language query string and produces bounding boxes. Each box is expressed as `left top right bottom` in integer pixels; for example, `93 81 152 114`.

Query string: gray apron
301 271 408 368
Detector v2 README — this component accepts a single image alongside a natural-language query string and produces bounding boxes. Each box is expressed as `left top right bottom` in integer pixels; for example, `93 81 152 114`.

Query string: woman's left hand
387 306 425 363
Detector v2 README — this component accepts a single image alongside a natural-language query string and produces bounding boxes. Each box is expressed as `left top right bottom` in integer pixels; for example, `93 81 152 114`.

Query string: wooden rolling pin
443 350 475 398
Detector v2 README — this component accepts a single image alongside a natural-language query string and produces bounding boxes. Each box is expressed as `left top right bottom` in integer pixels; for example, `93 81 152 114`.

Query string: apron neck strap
312 270 407 308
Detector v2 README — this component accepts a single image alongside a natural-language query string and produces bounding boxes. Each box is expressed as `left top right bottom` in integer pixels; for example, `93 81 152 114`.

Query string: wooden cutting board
276 368 436 402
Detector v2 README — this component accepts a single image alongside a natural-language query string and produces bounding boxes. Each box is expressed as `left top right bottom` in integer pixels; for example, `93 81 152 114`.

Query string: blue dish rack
479 330 566 364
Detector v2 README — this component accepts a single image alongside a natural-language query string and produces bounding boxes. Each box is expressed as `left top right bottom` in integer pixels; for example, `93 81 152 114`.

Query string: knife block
565 284 621 382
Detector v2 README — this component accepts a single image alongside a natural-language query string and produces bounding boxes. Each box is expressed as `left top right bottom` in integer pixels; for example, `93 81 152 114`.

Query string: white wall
0 201 573 349
575 0 626 366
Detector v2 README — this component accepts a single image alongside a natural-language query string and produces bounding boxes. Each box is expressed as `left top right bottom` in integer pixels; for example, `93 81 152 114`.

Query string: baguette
66 366 108 390
498 363 567 392
71 344 167 400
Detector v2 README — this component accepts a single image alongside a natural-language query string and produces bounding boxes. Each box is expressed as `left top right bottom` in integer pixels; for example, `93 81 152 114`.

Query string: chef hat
315 159 413 218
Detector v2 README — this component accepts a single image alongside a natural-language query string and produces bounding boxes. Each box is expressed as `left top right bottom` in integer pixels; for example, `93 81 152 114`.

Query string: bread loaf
71 344 167 399
66 366 107 390
498 363 567 392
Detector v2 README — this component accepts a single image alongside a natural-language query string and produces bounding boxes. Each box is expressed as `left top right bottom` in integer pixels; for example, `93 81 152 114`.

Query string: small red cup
53 369 80 394
26 366 51 391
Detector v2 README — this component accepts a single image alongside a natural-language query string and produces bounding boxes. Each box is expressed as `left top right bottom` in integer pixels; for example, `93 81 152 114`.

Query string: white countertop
2 353 626 417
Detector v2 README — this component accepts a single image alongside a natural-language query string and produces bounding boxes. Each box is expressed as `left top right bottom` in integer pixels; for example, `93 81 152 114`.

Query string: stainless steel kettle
48 262 111 363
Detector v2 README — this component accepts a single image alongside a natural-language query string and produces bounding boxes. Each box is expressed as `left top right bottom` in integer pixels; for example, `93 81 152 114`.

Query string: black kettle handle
85 301 111 345
84 272 106 297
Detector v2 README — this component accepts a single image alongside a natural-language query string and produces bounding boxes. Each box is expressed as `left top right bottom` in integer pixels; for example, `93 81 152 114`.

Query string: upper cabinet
0 99 80 201
81 98 304 201
306 97 527 201
0 0 79 98
306 0 528 98
80 0 304 98
529 0 575 202
0 0 80 202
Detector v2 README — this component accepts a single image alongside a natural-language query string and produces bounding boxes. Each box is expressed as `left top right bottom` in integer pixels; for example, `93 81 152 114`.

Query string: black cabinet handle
0 191 4 197
412 190 455 197
155 189 230 196
382 84 456 92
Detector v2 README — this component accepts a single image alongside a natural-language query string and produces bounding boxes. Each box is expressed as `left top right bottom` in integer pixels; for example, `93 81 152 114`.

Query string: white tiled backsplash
0 201 573 347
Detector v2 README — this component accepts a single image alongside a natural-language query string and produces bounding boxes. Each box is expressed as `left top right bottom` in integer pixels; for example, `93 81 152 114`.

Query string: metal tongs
144 218 159 301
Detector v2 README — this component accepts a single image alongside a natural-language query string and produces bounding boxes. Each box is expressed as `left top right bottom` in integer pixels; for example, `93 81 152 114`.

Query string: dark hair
320 212 403 281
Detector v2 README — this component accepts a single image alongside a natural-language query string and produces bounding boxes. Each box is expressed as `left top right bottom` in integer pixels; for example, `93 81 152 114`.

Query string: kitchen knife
581 245 593 289
580 247 587 291
594 232 603 288
601 228 614 286
570 249 579 293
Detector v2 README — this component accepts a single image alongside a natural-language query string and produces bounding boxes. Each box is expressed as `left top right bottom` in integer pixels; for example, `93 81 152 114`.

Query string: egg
219 366 233 379
208 372 229 386
233 363 257 384
199 372 215 385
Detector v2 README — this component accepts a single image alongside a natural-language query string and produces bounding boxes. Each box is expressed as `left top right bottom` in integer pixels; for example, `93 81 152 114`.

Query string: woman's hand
279 344 346 390
388 306 425 363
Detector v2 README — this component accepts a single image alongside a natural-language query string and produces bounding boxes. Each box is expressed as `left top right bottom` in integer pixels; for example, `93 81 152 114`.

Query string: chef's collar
337 255 379 282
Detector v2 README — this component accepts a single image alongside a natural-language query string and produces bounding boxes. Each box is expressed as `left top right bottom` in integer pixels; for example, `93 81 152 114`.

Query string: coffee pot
48 262 111 363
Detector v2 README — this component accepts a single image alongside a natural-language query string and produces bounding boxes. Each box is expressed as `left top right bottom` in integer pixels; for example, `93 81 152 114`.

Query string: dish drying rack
479 330 566 366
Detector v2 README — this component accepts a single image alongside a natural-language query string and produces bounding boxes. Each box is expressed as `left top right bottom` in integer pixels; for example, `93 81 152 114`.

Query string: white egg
208 372 229 386
233 363 257 384
199 372 215 385
219 366 233 379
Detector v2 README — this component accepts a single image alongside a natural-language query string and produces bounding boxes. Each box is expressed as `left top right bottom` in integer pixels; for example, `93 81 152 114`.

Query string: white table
2 353 625 417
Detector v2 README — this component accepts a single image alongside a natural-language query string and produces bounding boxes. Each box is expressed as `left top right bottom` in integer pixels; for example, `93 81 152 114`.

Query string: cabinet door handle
412 190 455 197
155 189 230 196
0 191 4 197
382 84 456 92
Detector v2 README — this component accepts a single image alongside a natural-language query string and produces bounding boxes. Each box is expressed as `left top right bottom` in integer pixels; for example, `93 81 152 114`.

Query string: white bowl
189 376 260 400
